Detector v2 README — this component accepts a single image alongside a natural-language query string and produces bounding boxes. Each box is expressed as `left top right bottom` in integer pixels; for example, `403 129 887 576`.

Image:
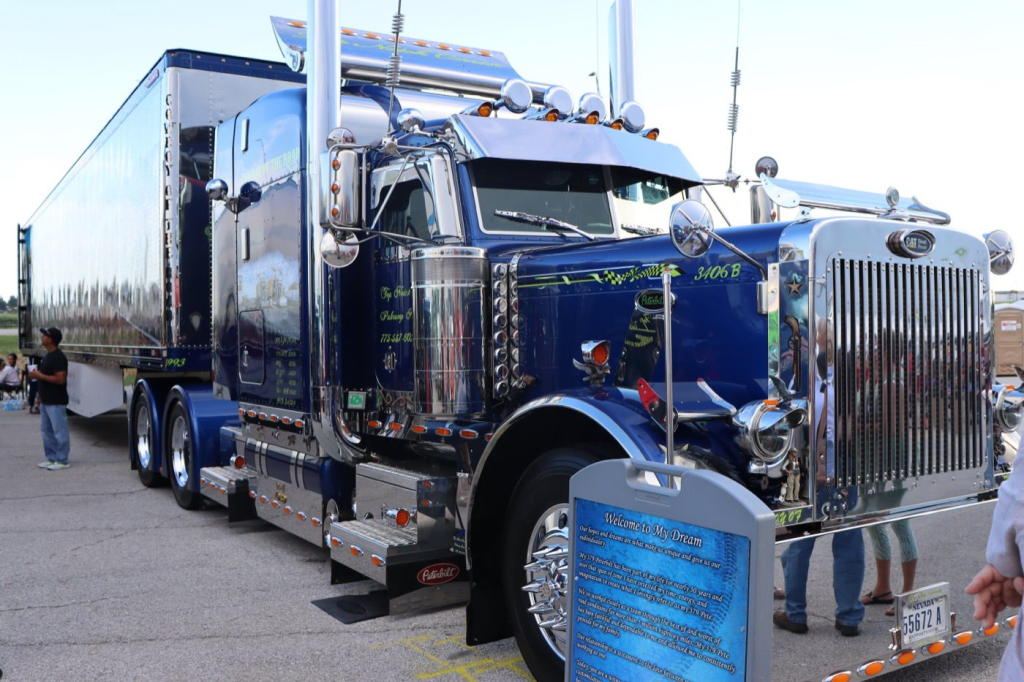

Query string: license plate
896 582 951 647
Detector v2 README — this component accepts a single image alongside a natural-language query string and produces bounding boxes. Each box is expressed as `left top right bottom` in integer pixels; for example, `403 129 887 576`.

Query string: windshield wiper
621 224 661 236
493 210 597 241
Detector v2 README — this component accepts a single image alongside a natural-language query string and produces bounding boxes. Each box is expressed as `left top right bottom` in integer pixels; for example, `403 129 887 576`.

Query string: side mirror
236 181 262 213
206 178 228 202
669 200 715 258
319 231 359 269
324 148 361 228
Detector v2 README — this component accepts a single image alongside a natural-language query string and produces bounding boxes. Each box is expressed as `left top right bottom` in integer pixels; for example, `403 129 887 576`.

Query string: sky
1 0 1022 301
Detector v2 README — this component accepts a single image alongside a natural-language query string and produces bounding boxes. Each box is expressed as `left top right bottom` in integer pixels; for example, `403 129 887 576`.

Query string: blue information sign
567 460 773 682
571 498 749 681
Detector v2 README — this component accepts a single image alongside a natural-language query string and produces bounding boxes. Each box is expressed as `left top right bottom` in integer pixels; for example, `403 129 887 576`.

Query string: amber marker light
460 429 478 440
457 47 471 53
395 509 412 527
330 537 340 547
371 555 385 567
411 425 427 434
857 661 885 676
609 119 624 130
281 416 293 425
284 506 293 515
364 32 380 39
436 427 453 437
822 673 851 682
237 408 245 417
478 50 491 56
926 641 946 654
414 40 428 47
544 109 559 122
954 631 973 645
437 43 451 50
310 517 322 528
984 624 1000 636
341 29 356 36
1007 615 1019 628
234 456 246 469
331 207 340 217
590 343 610 366
259 495 269 504
350 545 364 557
297 511 306 521
248 490 256 499
288 21 306 27
294 419 305 429
247 410 257 418
763 398 780 408
389 422 403 431
892 650 915 666
271 500 280 509
331 183 340 193
644 128 660 140
332 158 340 169
476 102 493 117
367 420 382 429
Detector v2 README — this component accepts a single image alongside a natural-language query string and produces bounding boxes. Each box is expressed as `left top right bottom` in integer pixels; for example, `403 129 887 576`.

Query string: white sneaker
37 461 54 468
46 462 70 470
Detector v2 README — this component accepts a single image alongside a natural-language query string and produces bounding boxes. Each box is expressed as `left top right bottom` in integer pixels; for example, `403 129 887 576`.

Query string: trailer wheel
132 398 164 488
501 447 601 682
166 401 202 510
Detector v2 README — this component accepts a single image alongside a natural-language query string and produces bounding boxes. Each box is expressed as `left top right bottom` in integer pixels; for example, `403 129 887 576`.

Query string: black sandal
861 590 895 605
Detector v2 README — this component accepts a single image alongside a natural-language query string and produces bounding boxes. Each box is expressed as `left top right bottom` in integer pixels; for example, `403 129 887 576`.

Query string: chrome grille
831 259 983 486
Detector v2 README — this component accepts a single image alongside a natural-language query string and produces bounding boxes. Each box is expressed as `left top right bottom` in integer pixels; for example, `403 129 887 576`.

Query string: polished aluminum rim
135 404 151 469
522 503 569 659
170 415 190 488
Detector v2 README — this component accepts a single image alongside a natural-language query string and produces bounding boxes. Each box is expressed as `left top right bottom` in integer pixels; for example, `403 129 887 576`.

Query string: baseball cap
40 327 63 345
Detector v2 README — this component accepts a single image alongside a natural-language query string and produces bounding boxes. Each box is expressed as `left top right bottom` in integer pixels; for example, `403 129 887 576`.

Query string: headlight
734 399 807 468
993 385 1024 433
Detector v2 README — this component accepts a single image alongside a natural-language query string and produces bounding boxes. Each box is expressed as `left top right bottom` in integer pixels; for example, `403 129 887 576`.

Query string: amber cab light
395 509 412 527
644 128 660 140
585 111 600 125
477 102 493 117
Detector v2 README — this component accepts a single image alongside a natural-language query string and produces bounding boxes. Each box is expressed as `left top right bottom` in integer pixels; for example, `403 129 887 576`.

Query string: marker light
395 509 412 527
544 109 560 122
643 128 660 140
581 340 611 366
411 425 427 434
311 517 322 528
857 661 885 676
371 555 386 567
459 429 478 440
925 641 946 654
330 537 340 548
350 545 364 557
822 673 850 682
389 422 403 431
259 495 269 504
984 624 1000 636
892 650 916 666
436 427 453 437
248 490 256 499
608 119 624 131
232 454 246 469
293 419 305 429
1007 615 1019 629
367 420 382 429
954 631 973 645
585 111 600 125
297 511 306 521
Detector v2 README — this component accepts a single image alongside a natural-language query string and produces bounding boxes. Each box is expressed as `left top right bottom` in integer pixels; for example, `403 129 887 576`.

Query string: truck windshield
472 159 614 236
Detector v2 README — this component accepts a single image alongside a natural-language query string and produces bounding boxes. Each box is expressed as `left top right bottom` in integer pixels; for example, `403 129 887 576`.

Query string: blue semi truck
18 2 1021 680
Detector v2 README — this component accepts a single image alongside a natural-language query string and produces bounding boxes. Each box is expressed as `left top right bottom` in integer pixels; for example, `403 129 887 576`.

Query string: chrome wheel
170 415 190 489
135 403 152 469
522 503 570 659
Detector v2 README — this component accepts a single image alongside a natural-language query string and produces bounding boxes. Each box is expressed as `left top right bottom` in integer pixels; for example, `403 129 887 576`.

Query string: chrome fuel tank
411 247 489 417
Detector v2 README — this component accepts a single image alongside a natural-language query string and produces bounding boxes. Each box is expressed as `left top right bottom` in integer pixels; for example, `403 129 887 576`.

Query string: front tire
501 447 601 682
166 401 202 510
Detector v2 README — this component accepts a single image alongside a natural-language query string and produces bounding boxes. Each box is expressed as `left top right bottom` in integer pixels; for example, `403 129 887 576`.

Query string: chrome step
329 518 468 614
199 466 257 521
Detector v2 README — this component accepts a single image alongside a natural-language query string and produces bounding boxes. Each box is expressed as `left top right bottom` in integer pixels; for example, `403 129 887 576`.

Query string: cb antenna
724 0 742 190
385 0 404 129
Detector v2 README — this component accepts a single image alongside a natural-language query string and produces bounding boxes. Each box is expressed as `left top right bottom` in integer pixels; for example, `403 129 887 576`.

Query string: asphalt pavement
0 407 1014 681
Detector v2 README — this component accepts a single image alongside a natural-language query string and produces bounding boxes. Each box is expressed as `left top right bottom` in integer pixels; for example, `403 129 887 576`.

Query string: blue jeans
40 404 70 464
781 529 865 626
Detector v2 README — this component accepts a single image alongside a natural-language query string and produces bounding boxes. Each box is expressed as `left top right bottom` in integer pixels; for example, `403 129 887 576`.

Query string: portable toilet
995 303 1024 376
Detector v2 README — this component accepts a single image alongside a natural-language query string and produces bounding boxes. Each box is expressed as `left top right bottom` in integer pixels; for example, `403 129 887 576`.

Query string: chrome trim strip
766 263 780 397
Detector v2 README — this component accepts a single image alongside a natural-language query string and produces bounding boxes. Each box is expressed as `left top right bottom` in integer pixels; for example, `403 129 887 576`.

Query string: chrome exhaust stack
307 0 343 457
608 0 636 119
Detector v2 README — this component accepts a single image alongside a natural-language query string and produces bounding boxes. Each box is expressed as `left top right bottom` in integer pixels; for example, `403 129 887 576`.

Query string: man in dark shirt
29 327 71 470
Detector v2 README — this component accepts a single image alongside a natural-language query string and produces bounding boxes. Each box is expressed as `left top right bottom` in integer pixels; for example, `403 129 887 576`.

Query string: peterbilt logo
635 289 676 314
887 229 935 259
417 563 460 585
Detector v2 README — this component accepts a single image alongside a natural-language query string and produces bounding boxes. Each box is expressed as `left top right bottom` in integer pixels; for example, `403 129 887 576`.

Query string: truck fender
162 384 238 491
465 393 667 645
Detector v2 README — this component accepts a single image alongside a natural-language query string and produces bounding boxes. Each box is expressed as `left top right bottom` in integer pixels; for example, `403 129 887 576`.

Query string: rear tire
166 401 202 510
501 447 602 682
132 397 164 488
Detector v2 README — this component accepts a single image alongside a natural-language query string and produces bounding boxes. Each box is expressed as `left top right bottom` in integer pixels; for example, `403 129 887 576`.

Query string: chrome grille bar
831 259 983 487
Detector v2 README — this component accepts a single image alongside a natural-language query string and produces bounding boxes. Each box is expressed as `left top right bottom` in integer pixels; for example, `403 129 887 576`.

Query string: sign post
566 459 774 681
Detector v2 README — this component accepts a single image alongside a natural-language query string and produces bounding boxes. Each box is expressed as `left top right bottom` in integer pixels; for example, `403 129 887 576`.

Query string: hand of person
28 369 40 380
966 564 1024 629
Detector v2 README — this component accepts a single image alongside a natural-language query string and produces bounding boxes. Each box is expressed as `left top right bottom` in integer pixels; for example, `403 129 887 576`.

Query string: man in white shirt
0 353 21 394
